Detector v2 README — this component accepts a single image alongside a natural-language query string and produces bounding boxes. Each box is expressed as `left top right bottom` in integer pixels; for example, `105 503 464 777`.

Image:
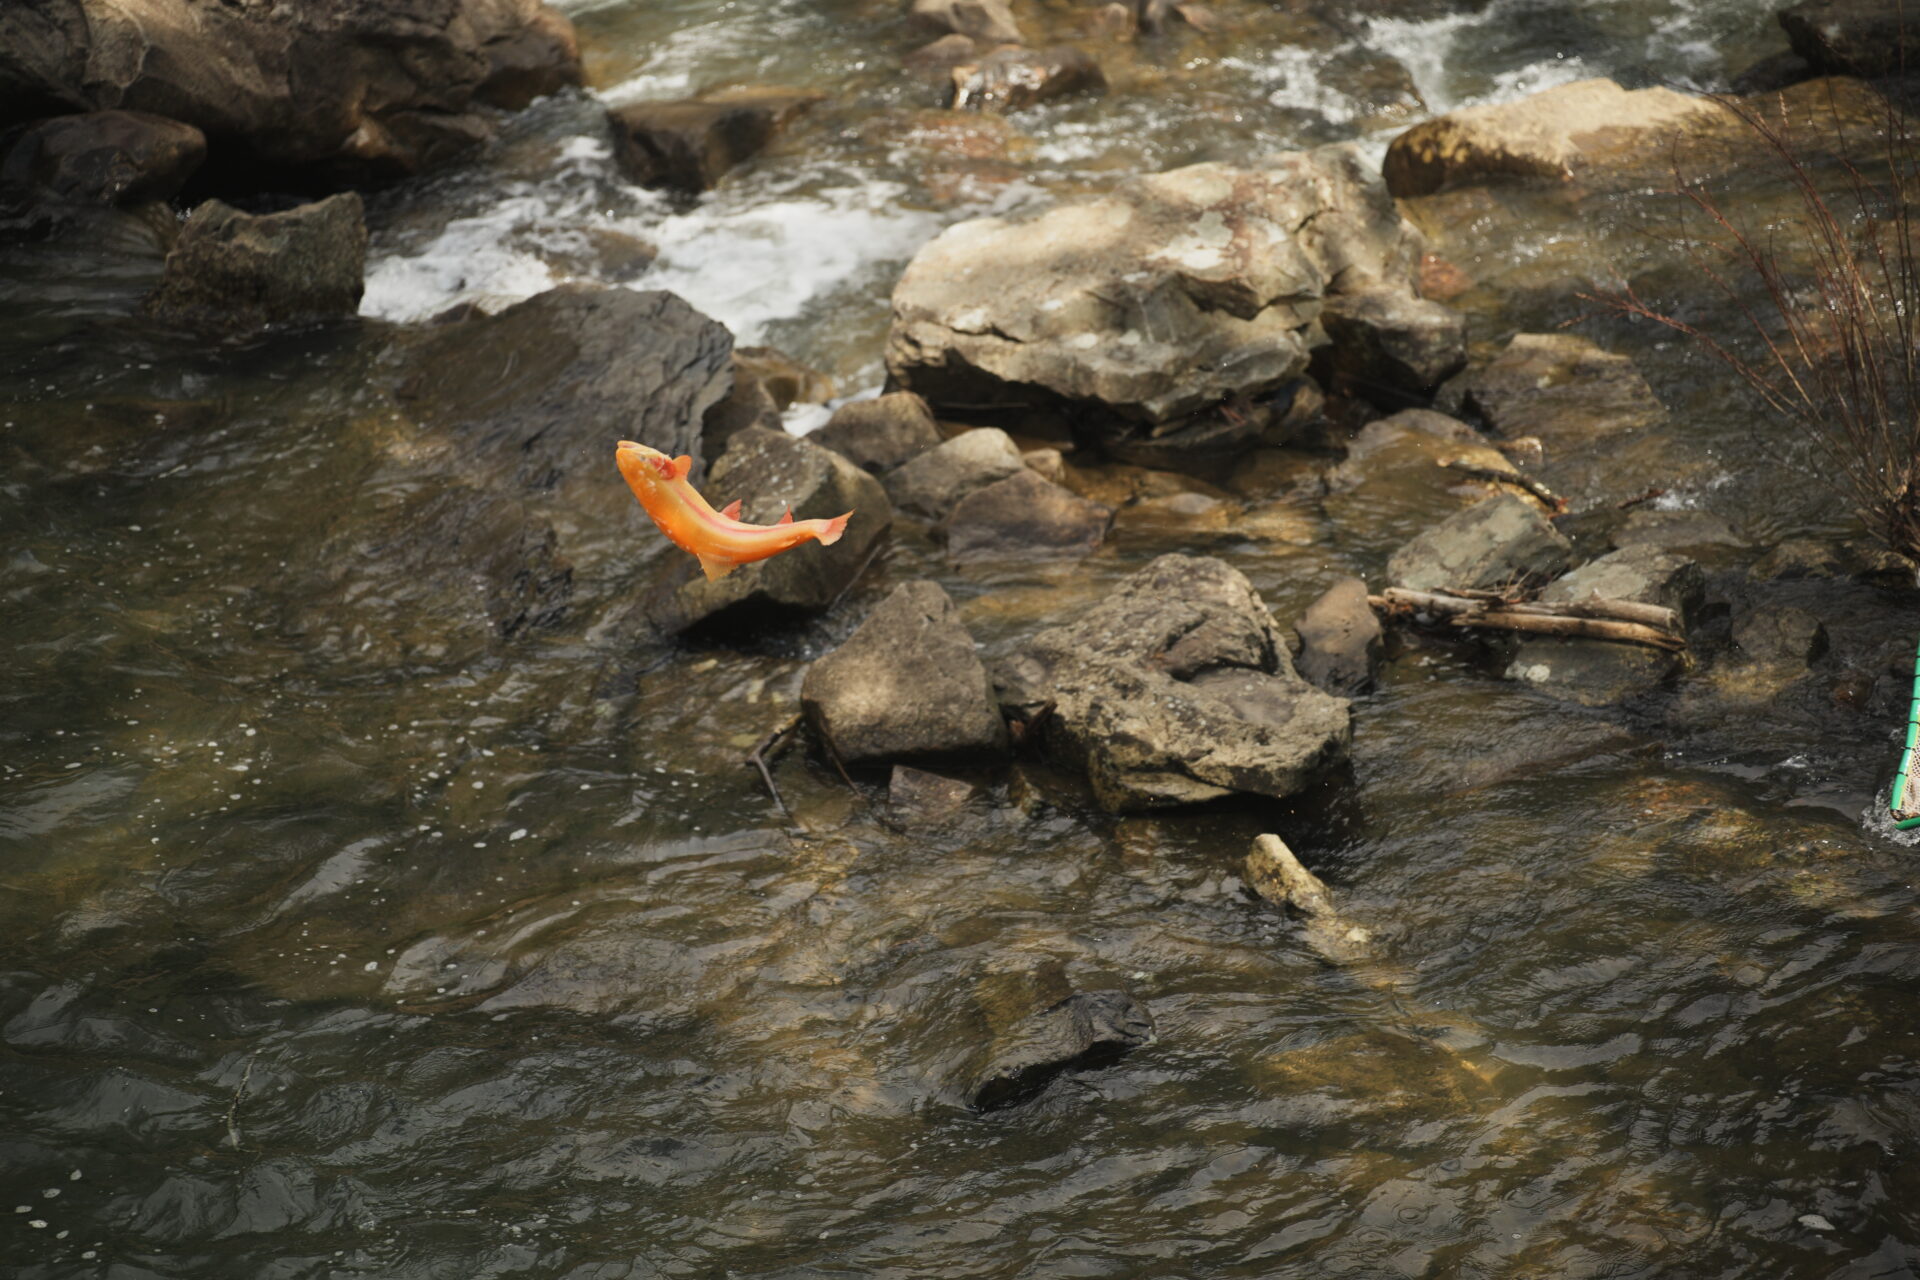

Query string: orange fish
615 440 851 582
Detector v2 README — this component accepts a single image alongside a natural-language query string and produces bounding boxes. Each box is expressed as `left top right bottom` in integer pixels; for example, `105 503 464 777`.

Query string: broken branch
1368 587 1686 652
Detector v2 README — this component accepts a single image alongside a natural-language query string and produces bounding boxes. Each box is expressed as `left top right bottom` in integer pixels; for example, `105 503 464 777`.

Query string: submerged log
1368 586 1686 651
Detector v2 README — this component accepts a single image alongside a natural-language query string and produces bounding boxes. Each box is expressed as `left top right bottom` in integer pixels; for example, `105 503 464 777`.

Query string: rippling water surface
5 0 1920 1275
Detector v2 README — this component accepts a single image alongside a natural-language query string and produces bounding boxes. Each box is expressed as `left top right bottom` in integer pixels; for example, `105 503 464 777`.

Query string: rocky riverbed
4 0 1920 1275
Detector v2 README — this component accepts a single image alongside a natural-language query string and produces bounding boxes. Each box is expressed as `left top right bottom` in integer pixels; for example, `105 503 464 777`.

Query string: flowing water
5 0 1920 1275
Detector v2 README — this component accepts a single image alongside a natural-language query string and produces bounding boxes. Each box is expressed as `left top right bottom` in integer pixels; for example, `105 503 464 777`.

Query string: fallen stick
1435 459 1568 513
745 714 803 823
1369 587 1686 652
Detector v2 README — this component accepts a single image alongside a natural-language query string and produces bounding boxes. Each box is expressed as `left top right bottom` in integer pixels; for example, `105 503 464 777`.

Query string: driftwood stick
745 714 804 823
1436 459 1568 513
1369 588 1686 652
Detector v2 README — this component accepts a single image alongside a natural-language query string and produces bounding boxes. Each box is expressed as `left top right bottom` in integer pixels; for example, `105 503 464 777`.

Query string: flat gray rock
1294 576 1384 695
885 426 1027 520
1386 493 1574 592
946 469 1111 562
144 194 365 336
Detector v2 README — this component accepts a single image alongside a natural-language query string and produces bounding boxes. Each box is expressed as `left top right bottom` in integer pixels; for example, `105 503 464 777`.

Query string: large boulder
646 427 892 633
608 88 821 193
995 555 1352 811
1458 333 1667 447
1386 493 1574 592
801 580 1008 766
142 193 366 335
396 284 734 500
0 0 581 185
1382 78 1725 197
1505 545 1703 705
885 148 1423 436
0 108 203 208
946 469 1111 562
885 426 1028 519
810 393 943 475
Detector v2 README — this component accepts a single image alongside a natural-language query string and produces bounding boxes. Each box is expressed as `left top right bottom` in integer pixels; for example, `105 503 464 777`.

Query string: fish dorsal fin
777 508 795 526
720 499 743 521
673 454 693 479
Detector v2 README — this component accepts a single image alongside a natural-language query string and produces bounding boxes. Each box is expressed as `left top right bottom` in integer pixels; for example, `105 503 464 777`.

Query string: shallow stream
5 0 1920 1275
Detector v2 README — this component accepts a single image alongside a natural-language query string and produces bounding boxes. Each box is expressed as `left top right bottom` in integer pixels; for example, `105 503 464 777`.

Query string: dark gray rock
701 358 785 456
1733 604 1828 665
886 426 1027 519
1609 508 1747 553
1294 576 1384 695
609 89 821 192
0 0 581 185
648 428 892 633
950 46 1105 114
1505 545 1703 706
290 484 571 670
968 990 1154 1111
1386 493 1574 592
946 469 1111 562
995 555 1351 811
1751 537 1850 580
1779 0 1912 77
398 284 733 500
0 110 204 208
801 580 1008 766
142 193 366 335
1459 333 1666 447
810 393 943 474
1319 288 1468 404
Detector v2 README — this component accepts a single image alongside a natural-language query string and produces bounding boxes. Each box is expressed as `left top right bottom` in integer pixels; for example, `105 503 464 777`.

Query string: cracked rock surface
885 147 1422 432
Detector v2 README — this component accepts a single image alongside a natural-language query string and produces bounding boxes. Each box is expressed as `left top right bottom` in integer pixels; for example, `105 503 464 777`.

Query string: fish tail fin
697 553 741 582
815 512 852 547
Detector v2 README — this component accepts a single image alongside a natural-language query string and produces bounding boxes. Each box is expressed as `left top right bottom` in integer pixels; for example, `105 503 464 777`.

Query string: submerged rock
886 148 1423 437
1324 408 1530 547
1386 493 1574 592
647 428 892 633
143 194 366 335
1459 333 1667 447
801 580 1008 766
810 393 943 475
609 89 822 192
946 469 1111 562
996 555 1351 811
1382 78 1726 197
0 110 204 210
1505 545 1703 706
0 0 581 185
967 989 1154 1111
950 46 1105 113
886 426 1028 519
290 485 571 670
888 764 978 821
1294 576 1385 695
908 0 1025 45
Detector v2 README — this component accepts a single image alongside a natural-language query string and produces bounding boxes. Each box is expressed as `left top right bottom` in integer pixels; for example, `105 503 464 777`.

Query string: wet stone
701 355 785 456
885 426 1028 519
996 555 1351 811
908 0 1025 45
1324 408 1527 550
1779 0 1914 76
1294 576 1384 695
810 393 943 475
609 89 823 192
1733 604 1828 665
946 469 1111 562
0 110 205 211
143 193 366 336
950 46 1106 114
1459 333 1667 449
1506 545 1703 706
888 764 978 821
1318 288 1468 406
648 428 893 634
967 990 1155 1111
1610 508 1747 554
1386 493 1574 592
802 580 1008 766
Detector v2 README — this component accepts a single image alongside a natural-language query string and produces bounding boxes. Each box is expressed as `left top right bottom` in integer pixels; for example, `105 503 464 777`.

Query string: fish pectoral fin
673 454 694 478
696 553 741 582
776 508 795 526
720 499 743 521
